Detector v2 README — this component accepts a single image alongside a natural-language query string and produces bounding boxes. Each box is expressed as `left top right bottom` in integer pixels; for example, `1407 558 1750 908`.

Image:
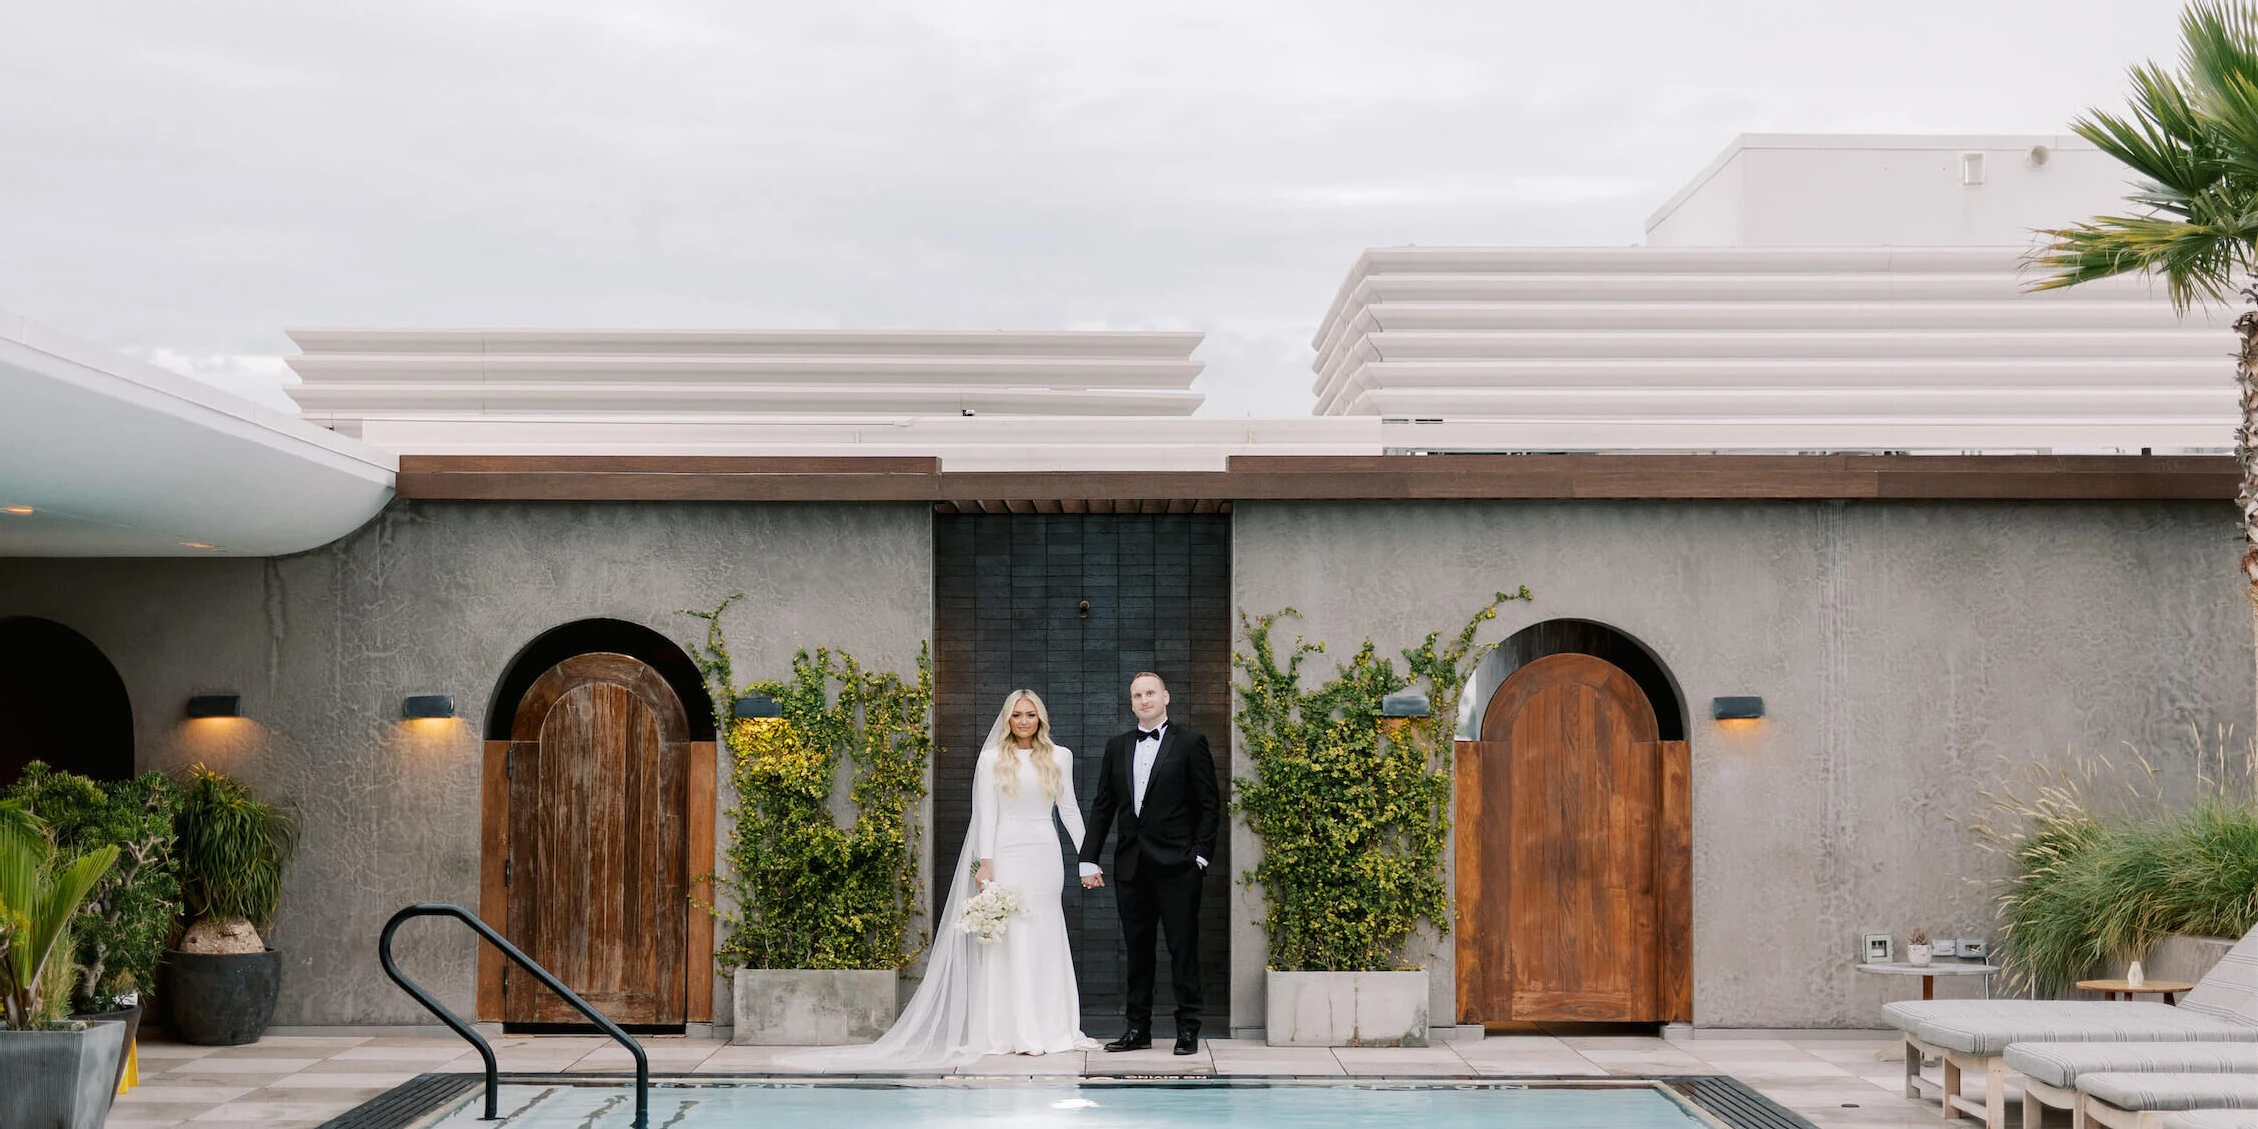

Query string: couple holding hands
786 672 1217 1070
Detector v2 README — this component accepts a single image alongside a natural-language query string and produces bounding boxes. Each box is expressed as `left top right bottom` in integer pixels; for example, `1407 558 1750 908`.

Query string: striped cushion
2164 1112 2258 1129
2003 1041 2258 1088
2182 925 2258 1024
1900 1002 2258 1055
2078 1072 2258 1111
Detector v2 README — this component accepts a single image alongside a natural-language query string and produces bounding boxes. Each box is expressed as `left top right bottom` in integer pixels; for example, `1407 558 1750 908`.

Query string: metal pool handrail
377 902 649 1128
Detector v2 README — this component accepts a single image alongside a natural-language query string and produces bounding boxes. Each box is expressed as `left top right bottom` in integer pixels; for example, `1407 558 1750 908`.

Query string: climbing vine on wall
684 595 934 971
1233 588 1532 972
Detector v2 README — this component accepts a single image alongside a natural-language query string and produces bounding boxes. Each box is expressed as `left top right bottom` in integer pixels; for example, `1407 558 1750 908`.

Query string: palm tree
2033 0 2258 707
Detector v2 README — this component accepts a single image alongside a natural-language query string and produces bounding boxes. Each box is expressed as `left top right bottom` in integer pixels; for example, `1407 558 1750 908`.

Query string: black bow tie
1138 727 1165 742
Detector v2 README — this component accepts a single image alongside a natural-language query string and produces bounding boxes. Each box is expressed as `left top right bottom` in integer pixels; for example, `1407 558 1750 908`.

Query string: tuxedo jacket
1078 721 1220 883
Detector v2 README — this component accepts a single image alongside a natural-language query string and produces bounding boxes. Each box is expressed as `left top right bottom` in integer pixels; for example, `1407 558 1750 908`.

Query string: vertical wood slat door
1456 651 1691 1025
505 652 690 1027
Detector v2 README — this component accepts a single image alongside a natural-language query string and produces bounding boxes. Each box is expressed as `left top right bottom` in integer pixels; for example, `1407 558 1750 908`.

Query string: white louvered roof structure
286 328 1207 426
1310 135 2236 454
1310 247 2231 454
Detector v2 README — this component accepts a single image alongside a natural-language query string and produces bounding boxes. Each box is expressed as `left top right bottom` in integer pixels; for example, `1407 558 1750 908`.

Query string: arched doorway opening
478 620 718 1032
0 616 134 787
1455 619 1691 1028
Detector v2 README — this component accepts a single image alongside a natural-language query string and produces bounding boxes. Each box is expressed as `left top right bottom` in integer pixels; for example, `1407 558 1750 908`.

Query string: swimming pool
376 1078 1790 1129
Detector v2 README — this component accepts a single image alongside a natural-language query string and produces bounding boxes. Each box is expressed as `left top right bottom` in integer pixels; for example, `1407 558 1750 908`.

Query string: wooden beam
392 453 2239 504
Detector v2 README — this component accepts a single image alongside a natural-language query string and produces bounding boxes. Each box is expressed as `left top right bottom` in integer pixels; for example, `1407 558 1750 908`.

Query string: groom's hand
1081 872 1104 889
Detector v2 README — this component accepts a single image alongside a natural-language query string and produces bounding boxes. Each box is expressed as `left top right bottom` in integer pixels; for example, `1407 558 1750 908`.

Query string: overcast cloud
0 1 2191 415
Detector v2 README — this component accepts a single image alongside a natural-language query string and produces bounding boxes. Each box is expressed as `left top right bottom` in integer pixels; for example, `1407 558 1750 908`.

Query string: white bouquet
957 882 1025 944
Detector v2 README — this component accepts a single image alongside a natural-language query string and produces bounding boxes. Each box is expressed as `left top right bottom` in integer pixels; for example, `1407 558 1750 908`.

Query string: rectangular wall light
402 695 455 719
186 694 241 718
1712 695 1764 721
732 695 783 719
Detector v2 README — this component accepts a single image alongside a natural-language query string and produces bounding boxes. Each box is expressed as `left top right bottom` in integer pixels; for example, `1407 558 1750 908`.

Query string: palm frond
2074 64 2214 204
2031 212 2250 309
2182 2 2258 176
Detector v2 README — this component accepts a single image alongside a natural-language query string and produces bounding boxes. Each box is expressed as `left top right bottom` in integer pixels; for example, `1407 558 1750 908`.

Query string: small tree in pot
5 764 181 1085
0 799 127 1129
166 766 297 1045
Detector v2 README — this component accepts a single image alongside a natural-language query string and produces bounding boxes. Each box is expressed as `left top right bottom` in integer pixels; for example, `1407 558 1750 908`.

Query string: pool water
424 1080 1722 1128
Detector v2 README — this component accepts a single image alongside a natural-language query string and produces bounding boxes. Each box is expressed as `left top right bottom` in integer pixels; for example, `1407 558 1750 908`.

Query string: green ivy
1234 589 1531 972
684 596 934 971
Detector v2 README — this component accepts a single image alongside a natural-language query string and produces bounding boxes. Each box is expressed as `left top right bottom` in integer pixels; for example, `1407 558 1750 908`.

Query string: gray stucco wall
1230 499 2253 1030
0 500 933 1026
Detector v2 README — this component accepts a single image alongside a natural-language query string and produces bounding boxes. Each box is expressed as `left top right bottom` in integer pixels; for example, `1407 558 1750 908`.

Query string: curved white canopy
0 310 396 557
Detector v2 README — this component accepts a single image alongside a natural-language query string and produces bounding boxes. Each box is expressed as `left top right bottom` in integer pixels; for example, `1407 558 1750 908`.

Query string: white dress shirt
1082 718 1204 877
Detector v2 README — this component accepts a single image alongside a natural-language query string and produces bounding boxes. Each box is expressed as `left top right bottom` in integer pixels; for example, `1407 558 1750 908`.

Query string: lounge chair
2161 1112 2258 1129
2075 1072 2258 1129
2003 1042 2258 1129
1884 926 2258 1129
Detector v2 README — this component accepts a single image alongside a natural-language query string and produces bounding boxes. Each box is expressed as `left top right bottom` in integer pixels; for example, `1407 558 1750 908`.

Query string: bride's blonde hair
991 690 1061 800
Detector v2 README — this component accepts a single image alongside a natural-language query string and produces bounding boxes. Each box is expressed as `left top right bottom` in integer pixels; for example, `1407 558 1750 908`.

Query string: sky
0 0 2193 415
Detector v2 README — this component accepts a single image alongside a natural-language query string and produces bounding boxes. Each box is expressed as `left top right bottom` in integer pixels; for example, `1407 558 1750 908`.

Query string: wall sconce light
1712 696 1765 721
402 695 455 720
186 694 242 719
732 694 783 720
1380 690 1432 719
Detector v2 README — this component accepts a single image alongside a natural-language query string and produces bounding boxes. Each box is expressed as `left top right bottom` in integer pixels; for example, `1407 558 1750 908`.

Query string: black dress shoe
1173 1029 1200 1055
1104 1029 1152 1052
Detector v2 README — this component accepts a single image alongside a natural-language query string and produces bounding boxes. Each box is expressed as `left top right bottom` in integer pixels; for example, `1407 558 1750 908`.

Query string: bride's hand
976 860 996 889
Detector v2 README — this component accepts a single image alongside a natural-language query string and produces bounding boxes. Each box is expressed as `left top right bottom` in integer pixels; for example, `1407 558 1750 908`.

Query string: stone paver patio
110 1031 2013 1129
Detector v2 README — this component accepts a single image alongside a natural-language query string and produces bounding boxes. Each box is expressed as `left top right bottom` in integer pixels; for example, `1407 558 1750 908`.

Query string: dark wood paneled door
1456 652 1691 1025
505 653 692 1028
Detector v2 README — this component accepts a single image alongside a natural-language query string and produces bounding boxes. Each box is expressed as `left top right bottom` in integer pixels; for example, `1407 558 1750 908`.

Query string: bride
780 689 1097 1068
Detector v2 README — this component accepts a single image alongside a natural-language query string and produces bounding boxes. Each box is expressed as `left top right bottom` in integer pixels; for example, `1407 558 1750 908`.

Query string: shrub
4 764 180 1010
685 596 934 971
1977 743 2258 996
173 765 297 945
1234 590 1531 971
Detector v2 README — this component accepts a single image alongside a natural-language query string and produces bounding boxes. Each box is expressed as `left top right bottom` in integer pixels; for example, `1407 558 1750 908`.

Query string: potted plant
684 601 934 1045
1235 595 1527 1047
1907 929 1933 967
5 764 180 1088
0 799 126 1129
166 765 297 1045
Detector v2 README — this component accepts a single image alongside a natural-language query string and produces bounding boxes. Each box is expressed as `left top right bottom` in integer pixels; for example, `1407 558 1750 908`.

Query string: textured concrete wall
1230 499 2253 1029
0 500 932 1026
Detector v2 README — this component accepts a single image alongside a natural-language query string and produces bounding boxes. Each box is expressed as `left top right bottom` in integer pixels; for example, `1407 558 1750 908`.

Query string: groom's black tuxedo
1079 722 1220 883
1080 720 1219 1032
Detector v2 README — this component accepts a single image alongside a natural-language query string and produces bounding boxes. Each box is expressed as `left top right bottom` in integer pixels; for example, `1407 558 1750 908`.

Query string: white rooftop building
1311 135 2231 455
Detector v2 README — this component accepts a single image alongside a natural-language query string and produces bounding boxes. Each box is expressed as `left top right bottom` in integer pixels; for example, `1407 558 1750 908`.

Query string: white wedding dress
777 737 1096 1069
963 743 1097 1055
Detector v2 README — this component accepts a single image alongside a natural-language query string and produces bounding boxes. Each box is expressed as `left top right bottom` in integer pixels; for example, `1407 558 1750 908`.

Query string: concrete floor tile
114 1085 257 1104
167 1055 321 1073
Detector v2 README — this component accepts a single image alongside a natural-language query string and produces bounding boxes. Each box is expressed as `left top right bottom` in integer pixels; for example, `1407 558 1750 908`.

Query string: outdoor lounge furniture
2003 1042 2258 1129
2161 1112 2258 1129
2075 1072 2258 1129
1884 927 2258 1129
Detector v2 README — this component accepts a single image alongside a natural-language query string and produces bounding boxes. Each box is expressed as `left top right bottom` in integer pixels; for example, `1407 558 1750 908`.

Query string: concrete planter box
0 1019 126 1129
731 969 898 1045
2151 934 2236 987
1265 969 1429 1047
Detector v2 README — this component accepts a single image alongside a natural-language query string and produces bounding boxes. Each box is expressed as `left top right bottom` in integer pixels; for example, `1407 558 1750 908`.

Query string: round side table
1858 961 1999 1001
2076 978 2195 1005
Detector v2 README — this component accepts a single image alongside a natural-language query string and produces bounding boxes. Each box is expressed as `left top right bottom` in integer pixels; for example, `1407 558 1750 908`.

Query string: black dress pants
1118 857 1203 1029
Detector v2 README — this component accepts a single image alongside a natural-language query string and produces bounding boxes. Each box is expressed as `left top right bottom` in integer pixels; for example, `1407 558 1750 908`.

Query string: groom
1079 671 1219 1055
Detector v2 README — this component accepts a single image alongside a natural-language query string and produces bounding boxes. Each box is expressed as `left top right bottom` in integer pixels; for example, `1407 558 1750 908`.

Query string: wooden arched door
501 653 694 1028
1455 652 1691 1025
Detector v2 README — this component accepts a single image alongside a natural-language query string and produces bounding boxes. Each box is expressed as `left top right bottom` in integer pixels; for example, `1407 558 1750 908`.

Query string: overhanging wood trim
393 453 2238 503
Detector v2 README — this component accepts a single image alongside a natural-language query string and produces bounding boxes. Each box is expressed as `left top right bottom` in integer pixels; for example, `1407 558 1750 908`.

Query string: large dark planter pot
165 948 280 1046
0 1019 126 1129
66 1002 143 1092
